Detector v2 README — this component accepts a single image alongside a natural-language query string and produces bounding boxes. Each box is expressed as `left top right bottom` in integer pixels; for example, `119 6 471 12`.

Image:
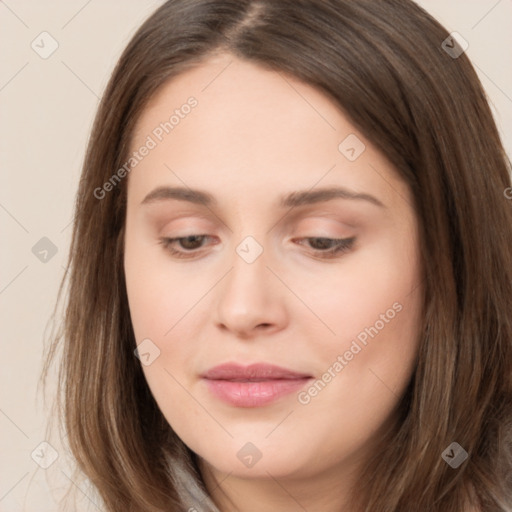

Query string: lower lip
203 378 312 407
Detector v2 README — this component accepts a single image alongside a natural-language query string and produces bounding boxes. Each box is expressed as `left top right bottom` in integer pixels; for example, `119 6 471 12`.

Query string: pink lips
201 363 312 407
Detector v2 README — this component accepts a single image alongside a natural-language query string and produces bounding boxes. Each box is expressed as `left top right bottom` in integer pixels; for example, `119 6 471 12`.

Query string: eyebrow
140 185 385 209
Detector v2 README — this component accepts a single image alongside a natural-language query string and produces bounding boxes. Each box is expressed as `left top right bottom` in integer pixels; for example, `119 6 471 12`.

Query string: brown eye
177 235 207 250
296 237 356 259
159 235 213 259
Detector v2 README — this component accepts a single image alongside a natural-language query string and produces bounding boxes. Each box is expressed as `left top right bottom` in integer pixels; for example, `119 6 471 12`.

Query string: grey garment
167 453 222 512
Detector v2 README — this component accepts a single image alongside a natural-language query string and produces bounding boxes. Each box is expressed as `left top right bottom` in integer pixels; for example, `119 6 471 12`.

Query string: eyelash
158 235 356 260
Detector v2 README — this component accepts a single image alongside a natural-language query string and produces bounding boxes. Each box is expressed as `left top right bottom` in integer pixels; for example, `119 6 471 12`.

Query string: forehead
131 52 344 155
127 52 411 211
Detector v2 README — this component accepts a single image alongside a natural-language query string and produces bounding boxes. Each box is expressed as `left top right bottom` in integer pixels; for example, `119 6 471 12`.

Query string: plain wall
1 1 511 510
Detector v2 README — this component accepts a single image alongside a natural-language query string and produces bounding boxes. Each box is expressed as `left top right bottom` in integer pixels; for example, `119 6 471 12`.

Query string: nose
214 244 288 338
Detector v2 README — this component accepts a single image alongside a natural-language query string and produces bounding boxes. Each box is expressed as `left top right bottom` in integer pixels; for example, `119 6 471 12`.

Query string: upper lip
201 363 312 381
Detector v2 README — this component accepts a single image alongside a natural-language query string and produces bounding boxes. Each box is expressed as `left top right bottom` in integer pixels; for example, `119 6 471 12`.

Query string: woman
47 0 512 510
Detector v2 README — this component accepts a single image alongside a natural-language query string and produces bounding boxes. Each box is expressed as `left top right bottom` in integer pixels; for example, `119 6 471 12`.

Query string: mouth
201 362 313 408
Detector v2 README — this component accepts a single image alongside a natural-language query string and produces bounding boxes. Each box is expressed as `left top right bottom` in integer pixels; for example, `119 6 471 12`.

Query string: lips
202 362 311 380
201 363 313 407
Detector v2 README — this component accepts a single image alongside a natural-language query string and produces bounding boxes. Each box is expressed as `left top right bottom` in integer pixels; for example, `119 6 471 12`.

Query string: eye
294 236 356 259
158 235 214 259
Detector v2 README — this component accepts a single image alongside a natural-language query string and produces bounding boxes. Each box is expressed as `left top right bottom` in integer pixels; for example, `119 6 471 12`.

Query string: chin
195 438 321 480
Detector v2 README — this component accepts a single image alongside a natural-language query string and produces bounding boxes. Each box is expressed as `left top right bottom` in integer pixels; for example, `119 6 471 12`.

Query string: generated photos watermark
297 301 403 405
93 96 198 200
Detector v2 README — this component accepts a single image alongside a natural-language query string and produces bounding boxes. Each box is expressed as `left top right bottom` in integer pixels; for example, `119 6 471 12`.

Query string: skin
124 51 424 511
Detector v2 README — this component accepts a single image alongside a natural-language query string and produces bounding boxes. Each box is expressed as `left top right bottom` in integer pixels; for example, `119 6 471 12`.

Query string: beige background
1 1 511 510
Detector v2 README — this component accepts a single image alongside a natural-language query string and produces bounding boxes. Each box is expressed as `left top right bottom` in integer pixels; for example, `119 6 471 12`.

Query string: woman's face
124 52 423 485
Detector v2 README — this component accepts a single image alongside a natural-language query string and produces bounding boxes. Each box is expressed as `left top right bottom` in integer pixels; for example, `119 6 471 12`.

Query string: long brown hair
46 0 512 510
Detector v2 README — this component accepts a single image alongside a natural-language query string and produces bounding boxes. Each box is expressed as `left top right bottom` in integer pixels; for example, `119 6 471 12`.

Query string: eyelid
292 236 356 259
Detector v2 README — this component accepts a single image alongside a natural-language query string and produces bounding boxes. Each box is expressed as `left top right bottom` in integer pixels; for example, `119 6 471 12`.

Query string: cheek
299 230 423 420
334 238 422 385
124 233 211 408
124 241 205 428
124 230 201 343
302 234 421 353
